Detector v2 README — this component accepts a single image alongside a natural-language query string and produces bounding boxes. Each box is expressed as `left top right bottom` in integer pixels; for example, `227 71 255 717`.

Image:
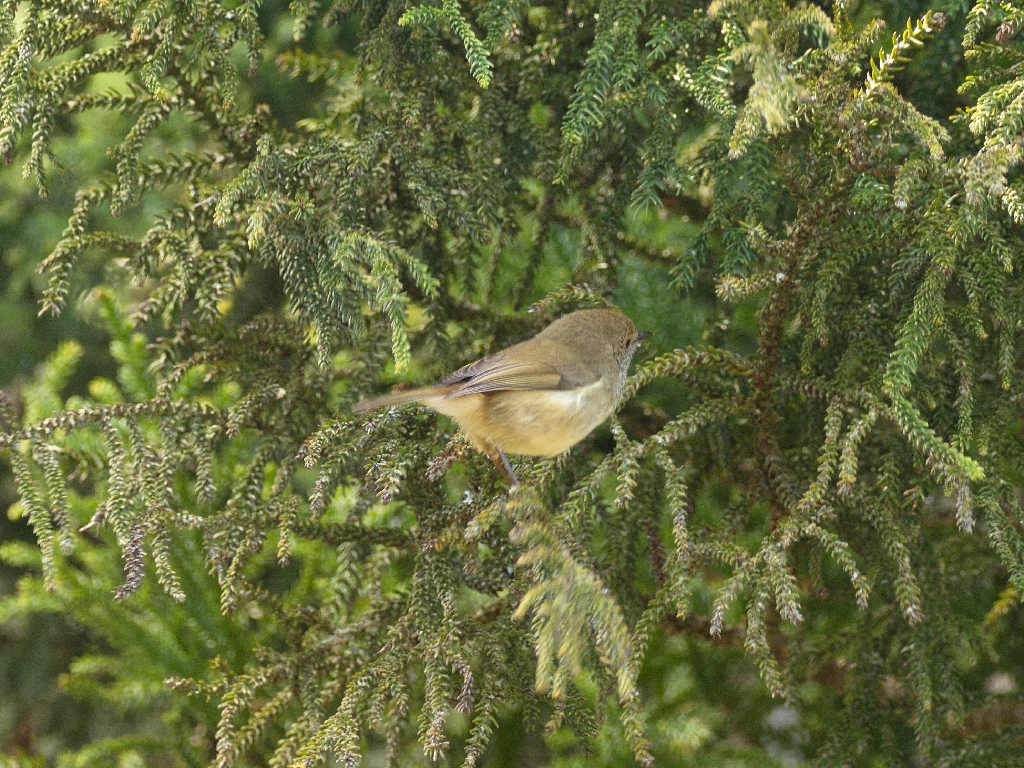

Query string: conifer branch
400 1 493 88
2 1 1024 765
865 12 947 96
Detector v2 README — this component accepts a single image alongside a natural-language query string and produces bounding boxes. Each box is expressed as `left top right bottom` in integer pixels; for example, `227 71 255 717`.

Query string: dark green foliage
2 1 1024 766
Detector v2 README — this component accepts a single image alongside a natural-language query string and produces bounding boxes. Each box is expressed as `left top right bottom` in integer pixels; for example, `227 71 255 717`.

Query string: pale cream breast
424 378 614 457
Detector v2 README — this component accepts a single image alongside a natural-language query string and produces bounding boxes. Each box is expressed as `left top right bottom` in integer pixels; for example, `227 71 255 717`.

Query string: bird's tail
352 385 453 415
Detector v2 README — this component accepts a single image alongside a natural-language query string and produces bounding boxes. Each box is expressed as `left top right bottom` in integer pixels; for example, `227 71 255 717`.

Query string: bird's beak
636 331 653 342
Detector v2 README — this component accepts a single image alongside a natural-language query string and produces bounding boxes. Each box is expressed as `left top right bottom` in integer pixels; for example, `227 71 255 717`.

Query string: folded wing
439 353 598 397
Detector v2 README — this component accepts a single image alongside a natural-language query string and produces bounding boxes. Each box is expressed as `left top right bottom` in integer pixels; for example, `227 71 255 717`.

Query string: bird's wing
438 354 598 397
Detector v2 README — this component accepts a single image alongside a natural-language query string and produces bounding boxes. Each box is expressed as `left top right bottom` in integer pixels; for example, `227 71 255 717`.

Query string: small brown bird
354 308 650 485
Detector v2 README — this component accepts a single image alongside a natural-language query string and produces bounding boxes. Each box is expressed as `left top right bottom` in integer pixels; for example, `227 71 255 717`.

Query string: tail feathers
353 385 452 414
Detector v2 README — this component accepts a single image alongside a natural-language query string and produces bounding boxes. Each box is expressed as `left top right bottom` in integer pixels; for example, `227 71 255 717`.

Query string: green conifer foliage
1 1 1024 766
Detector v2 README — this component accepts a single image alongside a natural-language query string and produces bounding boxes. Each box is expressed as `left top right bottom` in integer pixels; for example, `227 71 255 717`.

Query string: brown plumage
354 308 649 485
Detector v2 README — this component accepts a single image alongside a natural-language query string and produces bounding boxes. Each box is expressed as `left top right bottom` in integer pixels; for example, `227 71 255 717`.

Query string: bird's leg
487 447 519 488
